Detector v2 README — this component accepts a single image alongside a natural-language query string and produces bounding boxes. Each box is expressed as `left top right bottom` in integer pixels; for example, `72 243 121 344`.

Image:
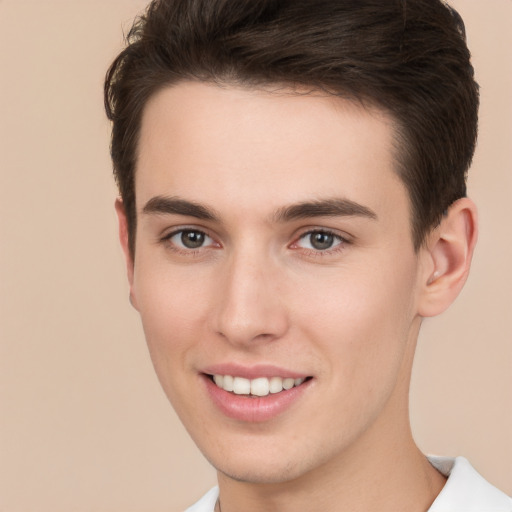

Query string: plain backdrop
0 0 510 510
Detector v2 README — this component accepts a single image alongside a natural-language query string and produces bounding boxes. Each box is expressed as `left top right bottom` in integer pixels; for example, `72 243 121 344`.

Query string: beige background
0 0 510 510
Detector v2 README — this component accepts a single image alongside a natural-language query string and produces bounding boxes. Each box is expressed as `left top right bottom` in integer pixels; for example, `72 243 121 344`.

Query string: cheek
294 256 419 388
132 260 212 371
132 266 217 424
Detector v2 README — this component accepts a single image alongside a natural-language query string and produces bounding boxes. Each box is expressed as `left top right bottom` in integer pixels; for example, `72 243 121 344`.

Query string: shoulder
428 456 512 512
184 486 219 512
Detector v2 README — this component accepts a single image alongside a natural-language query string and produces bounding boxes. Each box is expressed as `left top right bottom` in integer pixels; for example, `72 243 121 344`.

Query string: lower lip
203 375 312 423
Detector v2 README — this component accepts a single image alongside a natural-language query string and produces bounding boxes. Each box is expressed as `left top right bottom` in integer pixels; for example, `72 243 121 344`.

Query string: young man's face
122 82 431 484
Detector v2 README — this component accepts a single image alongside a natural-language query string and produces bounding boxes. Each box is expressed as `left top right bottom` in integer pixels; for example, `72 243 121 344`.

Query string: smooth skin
116 82 477 512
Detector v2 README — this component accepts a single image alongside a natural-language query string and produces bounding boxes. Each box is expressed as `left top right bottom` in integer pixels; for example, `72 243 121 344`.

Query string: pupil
311 232 333 250
181 230 205 249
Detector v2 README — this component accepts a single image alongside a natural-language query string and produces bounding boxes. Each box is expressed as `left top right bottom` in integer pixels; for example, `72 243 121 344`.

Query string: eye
296 230 344 251
166 229 215 250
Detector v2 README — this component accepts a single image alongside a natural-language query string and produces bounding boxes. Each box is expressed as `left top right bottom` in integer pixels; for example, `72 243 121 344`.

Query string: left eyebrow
272 198 378 223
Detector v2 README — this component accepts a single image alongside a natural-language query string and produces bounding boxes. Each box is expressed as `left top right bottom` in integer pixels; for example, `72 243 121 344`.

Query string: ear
418 197 478 317
115 198 138 310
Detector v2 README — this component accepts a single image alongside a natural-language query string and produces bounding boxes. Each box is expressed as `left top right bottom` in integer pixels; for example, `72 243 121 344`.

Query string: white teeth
233 377 251 395
212 374 306 396
251 377 270 397
269 376 284 394
223 375 234 392
282 378 295 390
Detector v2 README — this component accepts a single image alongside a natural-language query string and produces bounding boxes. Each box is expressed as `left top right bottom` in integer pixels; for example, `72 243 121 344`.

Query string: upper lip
201 363 309 380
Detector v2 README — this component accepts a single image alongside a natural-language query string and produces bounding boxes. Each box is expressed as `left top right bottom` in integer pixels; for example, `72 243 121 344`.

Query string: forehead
136 81 408 222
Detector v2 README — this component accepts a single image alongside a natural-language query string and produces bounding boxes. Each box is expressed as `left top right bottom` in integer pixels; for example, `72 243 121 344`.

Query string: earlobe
115 198 138 310
418 198 478 317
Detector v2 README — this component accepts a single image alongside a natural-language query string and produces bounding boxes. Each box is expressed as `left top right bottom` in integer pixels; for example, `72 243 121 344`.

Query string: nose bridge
212 242 288 345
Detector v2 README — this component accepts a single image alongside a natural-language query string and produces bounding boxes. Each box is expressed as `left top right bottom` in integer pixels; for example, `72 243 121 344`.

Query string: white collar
185 486 218 512
427 456 511 511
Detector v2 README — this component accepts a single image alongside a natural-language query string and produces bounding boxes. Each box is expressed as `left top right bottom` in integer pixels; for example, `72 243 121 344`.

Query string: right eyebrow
141 196 220 221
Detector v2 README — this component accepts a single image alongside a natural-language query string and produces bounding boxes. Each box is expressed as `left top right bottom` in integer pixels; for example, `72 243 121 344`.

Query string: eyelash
159 228 349 257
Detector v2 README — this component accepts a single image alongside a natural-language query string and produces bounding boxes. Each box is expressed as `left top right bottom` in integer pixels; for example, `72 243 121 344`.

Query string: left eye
168 229 214 249
296 231 343 251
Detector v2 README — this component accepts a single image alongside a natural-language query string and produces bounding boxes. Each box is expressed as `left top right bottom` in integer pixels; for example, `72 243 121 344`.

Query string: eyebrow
141 195 377 223
142 196 220 221
273 198 377 222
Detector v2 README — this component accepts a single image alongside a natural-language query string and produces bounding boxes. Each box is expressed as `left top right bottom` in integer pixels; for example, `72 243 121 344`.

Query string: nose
211 249 289 347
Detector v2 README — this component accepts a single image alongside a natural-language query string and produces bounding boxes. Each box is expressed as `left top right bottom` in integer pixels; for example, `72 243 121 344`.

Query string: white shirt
185 457 512 511
428 456 511 511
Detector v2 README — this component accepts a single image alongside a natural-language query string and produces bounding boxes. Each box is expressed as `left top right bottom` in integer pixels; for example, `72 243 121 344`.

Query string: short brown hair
105 0 479 257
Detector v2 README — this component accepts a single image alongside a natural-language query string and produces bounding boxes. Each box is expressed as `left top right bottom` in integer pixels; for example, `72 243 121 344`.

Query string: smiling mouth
208 374 312 397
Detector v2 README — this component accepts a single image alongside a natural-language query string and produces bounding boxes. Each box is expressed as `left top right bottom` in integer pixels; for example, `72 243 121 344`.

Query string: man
104 0 511 510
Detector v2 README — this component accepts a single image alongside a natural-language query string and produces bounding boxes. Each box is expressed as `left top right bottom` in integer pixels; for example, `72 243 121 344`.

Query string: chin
202 438 332 486
215 460 308 485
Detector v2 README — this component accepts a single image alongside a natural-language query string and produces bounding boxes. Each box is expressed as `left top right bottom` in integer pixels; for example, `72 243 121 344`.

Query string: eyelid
292 226 351 242
160 224 213 240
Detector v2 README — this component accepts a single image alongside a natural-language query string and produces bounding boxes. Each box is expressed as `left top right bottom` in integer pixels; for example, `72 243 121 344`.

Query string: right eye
165 229 215 250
